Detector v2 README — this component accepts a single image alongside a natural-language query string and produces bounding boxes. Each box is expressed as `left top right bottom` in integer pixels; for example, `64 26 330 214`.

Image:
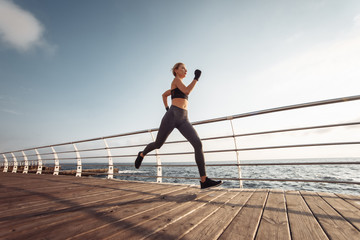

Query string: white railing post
228 117 243 188
149 130 162 183
35 149 43 174
103 138 114 179
51 147 60 175
3 154 8 172
73 144 82 177
11 153 18 173
22 151 29 174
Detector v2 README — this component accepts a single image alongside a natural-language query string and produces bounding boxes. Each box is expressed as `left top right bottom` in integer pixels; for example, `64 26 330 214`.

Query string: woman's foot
135 152 144 169
200 177 222 189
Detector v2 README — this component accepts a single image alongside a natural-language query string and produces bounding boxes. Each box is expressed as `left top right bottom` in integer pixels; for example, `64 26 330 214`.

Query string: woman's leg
142 111 175 156
177 120 206 177
136 111 175 169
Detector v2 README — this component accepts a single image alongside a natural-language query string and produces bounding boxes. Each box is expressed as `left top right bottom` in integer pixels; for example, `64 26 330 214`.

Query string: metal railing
1 95 360 189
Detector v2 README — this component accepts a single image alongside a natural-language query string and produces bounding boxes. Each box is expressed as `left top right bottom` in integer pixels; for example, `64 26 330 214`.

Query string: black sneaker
135 152 144 169
200 177 222 189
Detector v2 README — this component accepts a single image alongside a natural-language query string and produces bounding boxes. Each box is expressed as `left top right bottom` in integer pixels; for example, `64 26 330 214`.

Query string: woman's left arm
162 89 171 110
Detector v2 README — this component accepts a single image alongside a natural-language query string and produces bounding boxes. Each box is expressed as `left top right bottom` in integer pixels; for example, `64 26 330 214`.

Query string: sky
1 0 360 160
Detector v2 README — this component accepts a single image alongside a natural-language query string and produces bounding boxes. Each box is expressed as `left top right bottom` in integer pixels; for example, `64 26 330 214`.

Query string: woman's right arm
162 89 171 110
174 70 201 95
174 79 197 95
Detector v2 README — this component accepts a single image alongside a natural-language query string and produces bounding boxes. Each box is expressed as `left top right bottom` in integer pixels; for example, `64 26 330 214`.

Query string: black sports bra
171 88 188 100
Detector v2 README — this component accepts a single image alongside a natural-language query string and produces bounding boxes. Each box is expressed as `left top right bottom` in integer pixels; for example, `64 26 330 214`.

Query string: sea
61 158 360 196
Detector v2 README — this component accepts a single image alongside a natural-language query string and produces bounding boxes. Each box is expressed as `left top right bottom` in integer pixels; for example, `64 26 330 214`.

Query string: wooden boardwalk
0 173 359 240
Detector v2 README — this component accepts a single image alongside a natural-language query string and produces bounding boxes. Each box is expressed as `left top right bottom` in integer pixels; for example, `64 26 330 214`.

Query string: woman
135 62 222 189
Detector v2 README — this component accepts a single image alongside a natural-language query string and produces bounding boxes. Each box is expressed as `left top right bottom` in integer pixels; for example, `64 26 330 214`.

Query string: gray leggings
143 105 206 177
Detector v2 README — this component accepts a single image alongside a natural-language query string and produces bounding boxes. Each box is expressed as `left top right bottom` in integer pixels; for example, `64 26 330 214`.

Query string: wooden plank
64 186 198 240
0 178 76 193
96 190 229 240
0 174 135 198
0 173 84 184
0 179 147 212
149 191 240 240
0 173 133 188
336 193 360 210
0 179 160 220
0 182 172 235
0 182 129 207
146 189 254 240
0 181 170 223
218 189 269 240
301 191 360 240
172 190 254 240
65 187 213 240
0 174 169 211
285 191 328 240
318 192 360 231
2 185 190 239
0 174 157 201
255 190 290 240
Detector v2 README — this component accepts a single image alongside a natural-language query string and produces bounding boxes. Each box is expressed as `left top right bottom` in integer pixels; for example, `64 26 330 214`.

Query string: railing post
11 153 18 173
51 147 60 175
22 151 28 174
228 117 243 188
103 138 114 179
149 130 162 183
73 144 82 177
35 149 43 174
2 154 8 172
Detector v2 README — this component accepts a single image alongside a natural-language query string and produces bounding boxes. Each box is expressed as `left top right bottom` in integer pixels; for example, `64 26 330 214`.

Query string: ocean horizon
54 157 360 196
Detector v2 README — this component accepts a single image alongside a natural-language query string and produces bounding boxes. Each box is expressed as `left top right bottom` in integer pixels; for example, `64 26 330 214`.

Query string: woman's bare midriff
172 98 188 110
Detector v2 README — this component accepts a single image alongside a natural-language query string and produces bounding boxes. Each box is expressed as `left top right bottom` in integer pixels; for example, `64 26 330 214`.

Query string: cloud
0 96 21 115
1 108 21 115
0 0 56 53
247 22 360 103
284 32 304 43
354 14 360 28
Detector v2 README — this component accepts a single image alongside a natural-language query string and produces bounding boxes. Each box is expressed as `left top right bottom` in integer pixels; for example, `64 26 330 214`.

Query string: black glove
166 106 169 111
194 69 201 81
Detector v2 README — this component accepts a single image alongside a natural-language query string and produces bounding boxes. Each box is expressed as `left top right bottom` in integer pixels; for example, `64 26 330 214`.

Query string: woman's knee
192 139 203 151
154 140 165 149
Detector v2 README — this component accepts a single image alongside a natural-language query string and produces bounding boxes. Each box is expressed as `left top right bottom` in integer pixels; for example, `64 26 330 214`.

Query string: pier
1 173 359 240
1 95 360 239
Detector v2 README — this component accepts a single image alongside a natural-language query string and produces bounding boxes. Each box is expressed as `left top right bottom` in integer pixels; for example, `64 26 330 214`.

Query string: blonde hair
171 62 184 77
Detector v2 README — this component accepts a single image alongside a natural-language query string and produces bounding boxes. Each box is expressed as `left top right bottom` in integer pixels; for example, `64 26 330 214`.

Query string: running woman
135 62 222 189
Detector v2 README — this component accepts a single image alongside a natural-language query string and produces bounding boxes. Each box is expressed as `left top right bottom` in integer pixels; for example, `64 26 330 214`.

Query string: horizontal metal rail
21 121 359 156
192 95 360 126
2 94 360 155
113 161 360 167
150 141 360 156
19 141 360 162
75 121 360 151
12 119 360 159
112 141 360 158
24 148 107 157
5 161 359 168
